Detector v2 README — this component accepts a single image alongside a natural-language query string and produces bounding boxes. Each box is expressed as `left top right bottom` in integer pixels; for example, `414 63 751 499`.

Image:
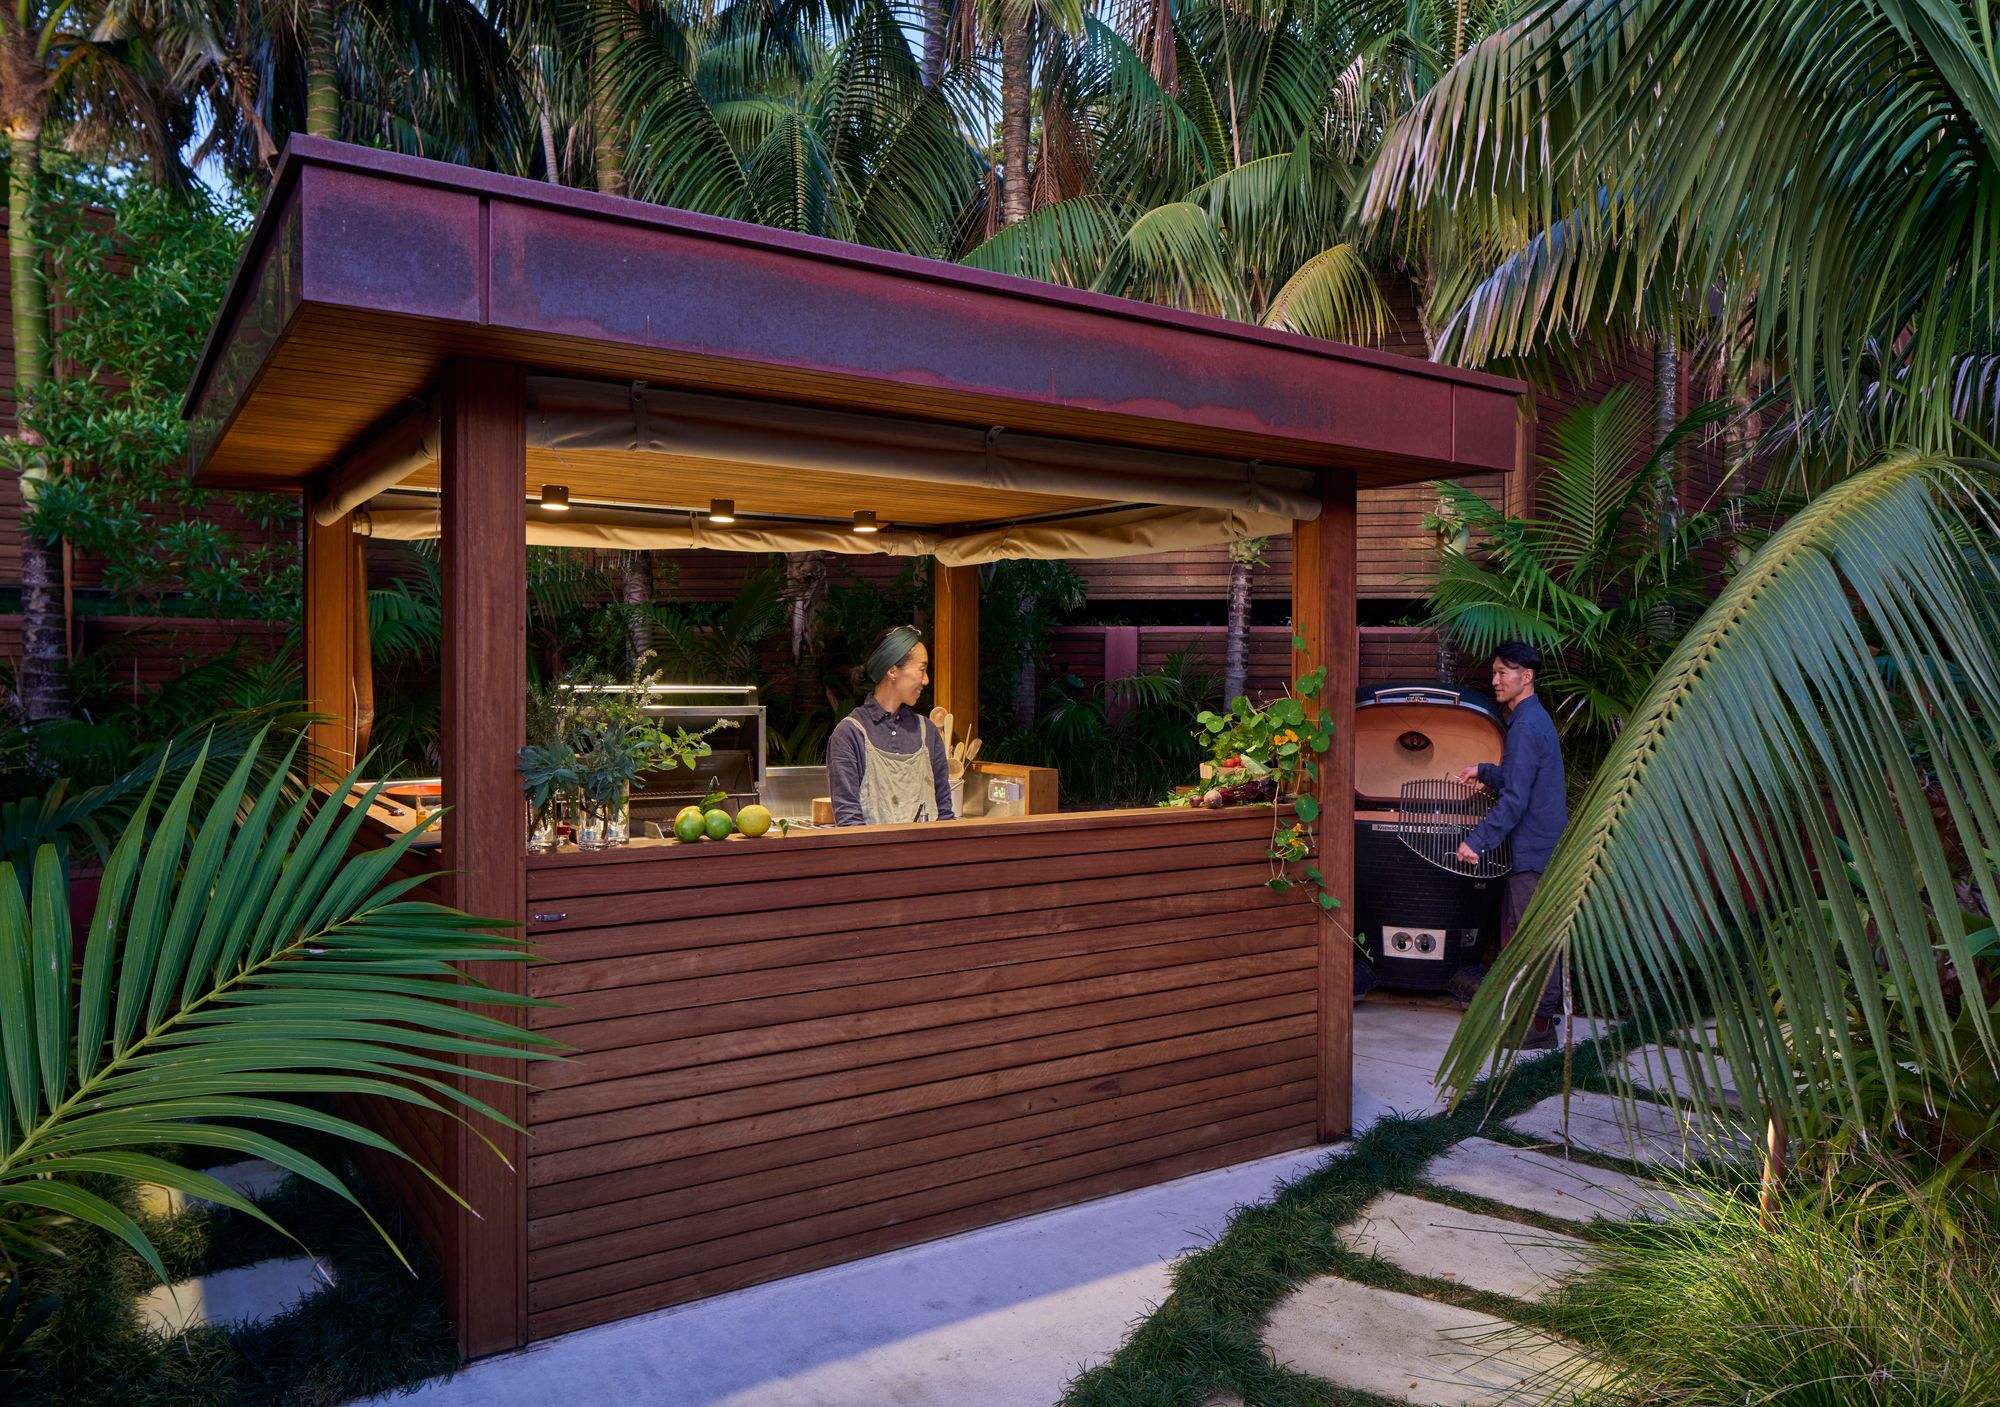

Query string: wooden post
302 484 360 778
436 359 529 1358
1294 481 1358 1140
932 562 980 741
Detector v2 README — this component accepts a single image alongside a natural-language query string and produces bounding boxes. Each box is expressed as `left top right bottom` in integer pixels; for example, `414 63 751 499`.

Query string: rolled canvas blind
353 502 1295 564
526 377 1325 522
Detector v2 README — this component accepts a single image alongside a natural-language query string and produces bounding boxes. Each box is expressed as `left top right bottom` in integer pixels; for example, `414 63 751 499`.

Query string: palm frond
1440 453 2000 1160
1260 240 1388 343
960 193 1122 284
0 735 561 1283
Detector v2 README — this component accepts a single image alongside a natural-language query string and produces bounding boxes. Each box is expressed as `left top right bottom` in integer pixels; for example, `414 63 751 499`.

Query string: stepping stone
1263 1275 1599 1405
1339 1192 1595 1302
136 1255 332 1336
1202 1393 1245 1407
135 1158 293 1219
1613 1044 1740 1109
1510 1090 1751 1168
1426 1137 1679 1225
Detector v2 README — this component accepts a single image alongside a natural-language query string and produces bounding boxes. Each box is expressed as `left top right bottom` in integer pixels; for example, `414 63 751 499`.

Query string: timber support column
301 485 359 777
1294 479 1358 1140
932 562 980 741
437 359 529 1356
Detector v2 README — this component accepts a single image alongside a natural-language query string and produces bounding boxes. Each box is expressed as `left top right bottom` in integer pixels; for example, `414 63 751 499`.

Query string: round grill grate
1394 779 1513 879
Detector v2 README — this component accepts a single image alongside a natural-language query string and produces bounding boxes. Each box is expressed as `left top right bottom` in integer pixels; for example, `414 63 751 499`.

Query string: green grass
1057 1037 1619 1407
14 1147 459 1407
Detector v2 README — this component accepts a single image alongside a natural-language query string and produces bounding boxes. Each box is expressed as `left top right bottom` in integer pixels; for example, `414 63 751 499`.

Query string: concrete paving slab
136 1158 292 1219
136 1256 331 1336
1338 1192 1595 1302
1614 1044 1740 1109
1262 1275 1597 1406
373 1141 1338 1407
1510 1090 1751 1167
1425 1138 1679 1225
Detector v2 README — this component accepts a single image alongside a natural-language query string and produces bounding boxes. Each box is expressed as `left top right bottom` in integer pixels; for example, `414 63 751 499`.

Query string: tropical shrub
1424 389 1764 790
0 732 558 1291
992 647 1219 809
1554 1168 2000 1405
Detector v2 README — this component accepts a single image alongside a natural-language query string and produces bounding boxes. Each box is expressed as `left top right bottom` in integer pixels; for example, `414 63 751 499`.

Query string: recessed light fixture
850 510 880 534
708 498 737 524
539 483 571 512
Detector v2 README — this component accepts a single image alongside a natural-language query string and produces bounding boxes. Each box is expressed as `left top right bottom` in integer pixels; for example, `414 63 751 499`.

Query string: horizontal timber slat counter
519 806 1318 1340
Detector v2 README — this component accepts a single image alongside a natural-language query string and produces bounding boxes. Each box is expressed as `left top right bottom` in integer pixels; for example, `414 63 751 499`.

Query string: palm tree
1 3 195 725
959 0 1397 340
160 0 528 187
1441 451 2000 1195
1360 0 2000 461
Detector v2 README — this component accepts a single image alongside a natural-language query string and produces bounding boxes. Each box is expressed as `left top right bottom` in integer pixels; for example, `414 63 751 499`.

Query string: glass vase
576 787 631 851
526 799 562 853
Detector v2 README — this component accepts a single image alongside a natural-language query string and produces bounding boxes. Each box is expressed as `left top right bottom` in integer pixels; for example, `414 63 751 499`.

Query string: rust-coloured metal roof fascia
184 137 1526 481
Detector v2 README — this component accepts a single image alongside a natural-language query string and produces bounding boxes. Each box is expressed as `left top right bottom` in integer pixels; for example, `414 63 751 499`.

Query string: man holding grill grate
1450 641 1569 1048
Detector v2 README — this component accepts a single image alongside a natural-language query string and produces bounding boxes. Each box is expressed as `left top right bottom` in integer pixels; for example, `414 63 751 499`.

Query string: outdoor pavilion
181 136 1525 1358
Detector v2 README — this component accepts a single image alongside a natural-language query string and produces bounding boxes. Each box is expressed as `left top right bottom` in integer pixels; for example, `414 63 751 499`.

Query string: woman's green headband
867 625 923 682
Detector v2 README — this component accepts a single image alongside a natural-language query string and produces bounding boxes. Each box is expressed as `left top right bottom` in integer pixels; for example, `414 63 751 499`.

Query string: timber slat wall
1048 625 1444 698
519 808 1319 1340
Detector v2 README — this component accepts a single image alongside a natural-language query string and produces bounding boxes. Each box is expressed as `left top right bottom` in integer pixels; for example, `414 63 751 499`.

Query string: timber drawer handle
532 911 568 923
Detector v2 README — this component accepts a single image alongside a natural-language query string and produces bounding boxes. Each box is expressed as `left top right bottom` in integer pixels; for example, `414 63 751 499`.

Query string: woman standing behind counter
828 625 957 826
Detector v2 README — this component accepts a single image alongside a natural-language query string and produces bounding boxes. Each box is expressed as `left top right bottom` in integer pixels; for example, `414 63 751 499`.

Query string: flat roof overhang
183 137 1525 502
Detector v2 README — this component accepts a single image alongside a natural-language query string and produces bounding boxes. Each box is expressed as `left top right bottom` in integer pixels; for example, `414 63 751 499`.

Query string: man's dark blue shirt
1463 692 1567 871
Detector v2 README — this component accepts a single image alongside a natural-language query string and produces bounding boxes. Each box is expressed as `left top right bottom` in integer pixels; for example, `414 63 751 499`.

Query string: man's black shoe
1515 1016 1559 1051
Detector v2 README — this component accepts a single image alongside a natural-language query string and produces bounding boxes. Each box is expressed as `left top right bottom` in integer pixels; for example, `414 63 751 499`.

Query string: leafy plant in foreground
1440 451 2000 1195
0 732 561 1288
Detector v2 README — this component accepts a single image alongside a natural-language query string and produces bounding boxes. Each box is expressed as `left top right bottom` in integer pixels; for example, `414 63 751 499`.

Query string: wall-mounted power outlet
1382 926 1447 961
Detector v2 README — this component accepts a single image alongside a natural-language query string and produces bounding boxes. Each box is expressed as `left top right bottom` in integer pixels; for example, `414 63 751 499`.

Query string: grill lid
1354 684 1506 805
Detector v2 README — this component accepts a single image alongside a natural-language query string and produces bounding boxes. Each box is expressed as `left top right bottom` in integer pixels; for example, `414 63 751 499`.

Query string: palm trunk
1010 596 1037 731
305 0 340 139
619 550 654 668
921 0 948 87
1223 557 1251 703
999 8 1031 225
593 7 625 197
1652 331 1680 532
10 119 65 723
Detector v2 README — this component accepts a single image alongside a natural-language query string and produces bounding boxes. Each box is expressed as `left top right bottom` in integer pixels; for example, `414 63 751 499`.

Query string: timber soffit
182 137 1527 488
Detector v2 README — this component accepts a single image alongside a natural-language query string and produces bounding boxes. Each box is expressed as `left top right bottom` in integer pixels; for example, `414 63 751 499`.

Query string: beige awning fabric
931 506 1293 566
526 377 1324 522
352 502 1293 562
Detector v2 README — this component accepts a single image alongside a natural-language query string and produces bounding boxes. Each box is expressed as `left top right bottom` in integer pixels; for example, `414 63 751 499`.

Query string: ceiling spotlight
707 498 737 524
539 484 571 512
850 510 880 534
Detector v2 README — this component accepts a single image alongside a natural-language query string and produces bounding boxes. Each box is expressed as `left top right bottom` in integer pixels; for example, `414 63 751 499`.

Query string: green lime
672 810 706 844
703 808 735 841
675 804 704 827
736 803 774 838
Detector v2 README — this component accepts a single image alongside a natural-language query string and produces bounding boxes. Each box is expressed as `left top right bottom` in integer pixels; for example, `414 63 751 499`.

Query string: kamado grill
1353 684 1512 992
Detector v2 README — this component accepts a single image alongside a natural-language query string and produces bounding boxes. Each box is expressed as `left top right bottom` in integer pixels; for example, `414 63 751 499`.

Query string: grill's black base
1354 819 1502 992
